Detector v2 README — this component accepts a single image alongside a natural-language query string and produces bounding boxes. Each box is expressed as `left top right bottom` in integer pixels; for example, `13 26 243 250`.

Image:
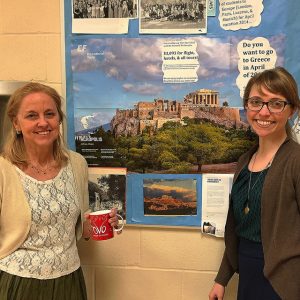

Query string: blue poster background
64 0 300 226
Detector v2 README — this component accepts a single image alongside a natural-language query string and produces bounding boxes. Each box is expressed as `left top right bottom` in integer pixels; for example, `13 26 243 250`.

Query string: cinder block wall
0 1 238 299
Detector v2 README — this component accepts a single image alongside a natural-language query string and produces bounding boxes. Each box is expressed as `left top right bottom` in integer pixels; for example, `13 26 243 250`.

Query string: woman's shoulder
272 139 300 171
0 155 13 168
67 150 88 168
286 138 300 150
280 139 300 158
0 156 18 181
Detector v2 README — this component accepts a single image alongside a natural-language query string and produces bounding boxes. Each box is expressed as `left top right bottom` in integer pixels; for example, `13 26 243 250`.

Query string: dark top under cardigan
232 165 268 242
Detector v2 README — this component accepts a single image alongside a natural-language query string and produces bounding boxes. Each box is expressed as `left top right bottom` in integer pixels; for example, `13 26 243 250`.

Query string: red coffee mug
88 210 124 241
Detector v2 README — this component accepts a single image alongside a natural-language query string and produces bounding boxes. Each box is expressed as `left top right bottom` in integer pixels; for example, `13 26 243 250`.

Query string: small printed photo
74 108 121 167
143 178 197 216
88 167 127 219
202 221 216 235
72 0 138 19
139 0 207 34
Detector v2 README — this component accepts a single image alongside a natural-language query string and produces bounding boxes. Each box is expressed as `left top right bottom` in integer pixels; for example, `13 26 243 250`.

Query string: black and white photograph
72 0 138 19
139 0 207 34
202 221 216 235
88 168 127 219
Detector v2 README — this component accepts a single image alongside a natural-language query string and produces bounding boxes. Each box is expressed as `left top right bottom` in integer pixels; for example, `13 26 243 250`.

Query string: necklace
244 152 273 215
29 162 54 175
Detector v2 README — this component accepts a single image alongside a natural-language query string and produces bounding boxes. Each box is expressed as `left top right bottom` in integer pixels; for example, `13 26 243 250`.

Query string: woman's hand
208 282 225 300
109 208 122 234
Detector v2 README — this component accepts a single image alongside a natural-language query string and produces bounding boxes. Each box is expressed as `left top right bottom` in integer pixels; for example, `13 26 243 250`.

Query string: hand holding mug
108 207 122 233
87 209 124 241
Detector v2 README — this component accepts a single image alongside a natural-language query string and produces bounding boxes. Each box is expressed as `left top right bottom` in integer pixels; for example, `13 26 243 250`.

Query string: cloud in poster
71 35 285 102
72 37 232 84
81 115 94 129
74 110 115 131
196 37 231 70
72 38 162 82
122 83 163 95
212 82 225 88
72 53 101 72
266 34 285 66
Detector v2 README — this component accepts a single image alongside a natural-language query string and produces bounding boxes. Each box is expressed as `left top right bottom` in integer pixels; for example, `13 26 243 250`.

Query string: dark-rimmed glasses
246 97 291 113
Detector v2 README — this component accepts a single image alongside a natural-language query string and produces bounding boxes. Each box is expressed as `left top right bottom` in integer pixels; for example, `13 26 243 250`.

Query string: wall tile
0 1 3 34
81 266 95 300
1 0 60 33
141 227 225 271
46 35 62 82
95 267 182 300
182 271 238 300
0 36 47 81
78 226 141 266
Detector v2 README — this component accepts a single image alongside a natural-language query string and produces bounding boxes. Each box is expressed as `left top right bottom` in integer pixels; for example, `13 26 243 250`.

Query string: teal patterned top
231 165 269 242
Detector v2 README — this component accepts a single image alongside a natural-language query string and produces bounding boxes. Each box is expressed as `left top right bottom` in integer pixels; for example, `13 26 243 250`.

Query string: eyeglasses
246 97 291 113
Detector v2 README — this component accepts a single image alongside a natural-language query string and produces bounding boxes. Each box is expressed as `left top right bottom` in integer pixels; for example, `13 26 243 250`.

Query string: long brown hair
2 82 69 166
243 67 300 139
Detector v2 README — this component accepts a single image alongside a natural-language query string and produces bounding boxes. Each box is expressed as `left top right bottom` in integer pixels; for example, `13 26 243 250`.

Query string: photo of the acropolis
111 88 248 137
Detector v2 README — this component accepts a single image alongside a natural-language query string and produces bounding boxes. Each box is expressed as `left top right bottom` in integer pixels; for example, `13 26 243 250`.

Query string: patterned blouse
0 163 81 279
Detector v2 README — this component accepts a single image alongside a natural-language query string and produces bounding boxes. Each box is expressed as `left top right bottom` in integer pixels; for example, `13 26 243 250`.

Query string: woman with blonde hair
0 82 120 300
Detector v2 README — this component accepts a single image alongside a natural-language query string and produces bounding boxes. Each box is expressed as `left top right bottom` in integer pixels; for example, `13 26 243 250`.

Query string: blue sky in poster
71 34 285 131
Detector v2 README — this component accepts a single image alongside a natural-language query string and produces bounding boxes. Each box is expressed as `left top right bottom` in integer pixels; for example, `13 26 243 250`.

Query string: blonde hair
243 67 300 139
2 82 69 166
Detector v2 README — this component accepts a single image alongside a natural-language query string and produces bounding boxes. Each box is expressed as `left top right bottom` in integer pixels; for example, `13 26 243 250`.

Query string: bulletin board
64 0 300 229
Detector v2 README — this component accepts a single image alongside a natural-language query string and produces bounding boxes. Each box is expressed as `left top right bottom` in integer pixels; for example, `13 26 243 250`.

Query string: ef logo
77 45 87 53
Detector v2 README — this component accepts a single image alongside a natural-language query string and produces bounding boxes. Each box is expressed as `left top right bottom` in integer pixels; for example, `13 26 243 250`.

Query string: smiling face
246 85 294 140
13 92 61 153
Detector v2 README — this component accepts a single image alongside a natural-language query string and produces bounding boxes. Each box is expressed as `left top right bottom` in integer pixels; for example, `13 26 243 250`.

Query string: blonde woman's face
13 92 60 152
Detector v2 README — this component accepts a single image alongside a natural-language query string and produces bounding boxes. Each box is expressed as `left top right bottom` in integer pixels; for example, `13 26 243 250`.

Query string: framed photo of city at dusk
126 173 202 226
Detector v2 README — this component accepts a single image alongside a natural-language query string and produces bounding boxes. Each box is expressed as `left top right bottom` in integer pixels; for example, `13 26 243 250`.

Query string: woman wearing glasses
209 67 300 300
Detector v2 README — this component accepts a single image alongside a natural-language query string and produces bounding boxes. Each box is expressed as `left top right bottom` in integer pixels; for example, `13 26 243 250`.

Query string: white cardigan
0 150 89 260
